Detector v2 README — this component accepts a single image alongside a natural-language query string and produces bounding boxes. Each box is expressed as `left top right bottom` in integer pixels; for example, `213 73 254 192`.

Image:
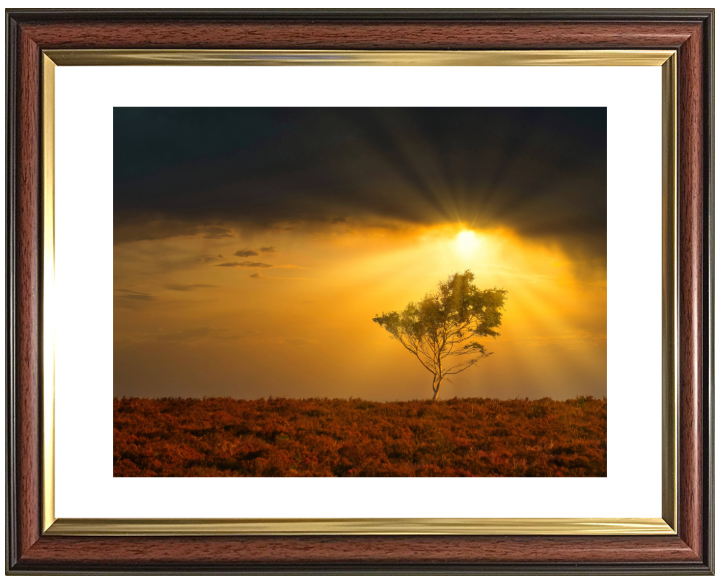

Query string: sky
114 107 607 401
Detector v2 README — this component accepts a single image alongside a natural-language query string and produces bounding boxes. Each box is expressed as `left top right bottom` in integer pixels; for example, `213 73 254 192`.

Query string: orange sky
114 221 606 400
113 107 606 400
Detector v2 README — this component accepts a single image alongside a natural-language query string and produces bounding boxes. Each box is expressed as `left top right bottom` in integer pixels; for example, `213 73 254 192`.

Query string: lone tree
373 271 507 401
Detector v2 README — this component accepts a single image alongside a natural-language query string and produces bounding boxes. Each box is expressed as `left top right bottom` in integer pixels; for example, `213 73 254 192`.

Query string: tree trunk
432 378 443 401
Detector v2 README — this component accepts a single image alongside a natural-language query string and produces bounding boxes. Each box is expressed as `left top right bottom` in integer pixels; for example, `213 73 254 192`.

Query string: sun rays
114 221 606 400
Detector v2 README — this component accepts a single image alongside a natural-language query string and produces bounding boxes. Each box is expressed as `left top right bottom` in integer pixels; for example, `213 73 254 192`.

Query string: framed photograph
6 9 714 574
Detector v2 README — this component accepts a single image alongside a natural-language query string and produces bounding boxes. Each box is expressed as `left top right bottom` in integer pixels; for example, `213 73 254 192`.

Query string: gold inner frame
40 49 678 536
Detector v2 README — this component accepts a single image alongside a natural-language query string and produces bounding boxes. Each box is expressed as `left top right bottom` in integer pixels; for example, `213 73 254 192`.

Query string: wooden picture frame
6 9 714 574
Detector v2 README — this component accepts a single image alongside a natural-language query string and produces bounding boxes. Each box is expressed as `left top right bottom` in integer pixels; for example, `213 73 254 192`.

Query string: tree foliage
373 271 507 400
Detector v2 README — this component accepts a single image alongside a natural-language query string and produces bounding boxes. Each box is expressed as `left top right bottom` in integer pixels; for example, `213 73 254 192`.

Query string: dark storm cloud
217 261 273 269
235 249 259 257
114 108 606 261
259 246 276 253
202 226 233 239
113 221 231 245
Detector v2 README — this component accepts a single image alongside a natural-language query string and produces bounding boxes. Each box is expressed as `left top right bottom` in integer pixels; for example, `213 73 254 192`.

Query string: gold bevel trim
45 517 674 536
44 49 675 67
40 48 679 537
660 53 678 532
41 53 56 533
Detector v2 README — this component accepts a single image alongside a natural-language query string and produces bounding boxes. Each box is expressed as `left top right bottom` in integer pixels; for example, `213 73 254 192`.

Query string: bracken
113 396 607 477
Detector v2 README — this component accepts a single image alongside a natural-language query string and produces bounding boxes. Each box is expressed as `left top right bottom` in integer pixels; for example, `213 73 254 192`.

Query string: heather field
114 396 606 477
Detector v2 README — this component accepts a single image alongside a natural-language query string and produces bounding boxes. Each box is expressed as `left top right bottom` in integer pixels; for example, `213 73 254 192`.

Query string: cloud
235 249 259 257
157 327 213 341
114 108 607 263
259 246 276 253
217 261 272 269
202 226 233 239
249 273 307 280
115 289 154 302
165 284 217 291
113 219 235 245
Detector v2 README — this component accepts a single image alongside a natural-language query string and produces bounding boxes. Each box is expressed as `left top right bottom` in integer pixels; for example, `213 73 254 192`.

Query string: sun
455 230 480 258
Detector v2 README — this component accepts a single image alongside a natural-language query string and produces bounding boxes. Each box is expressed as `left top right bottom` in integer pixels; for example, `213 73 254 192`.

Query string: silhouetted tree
373 271 507 401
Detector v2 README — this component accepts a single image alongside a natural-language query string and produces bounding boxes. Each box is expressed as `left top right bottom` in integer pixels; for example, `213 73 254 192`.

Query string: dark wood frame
5 9 714 575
